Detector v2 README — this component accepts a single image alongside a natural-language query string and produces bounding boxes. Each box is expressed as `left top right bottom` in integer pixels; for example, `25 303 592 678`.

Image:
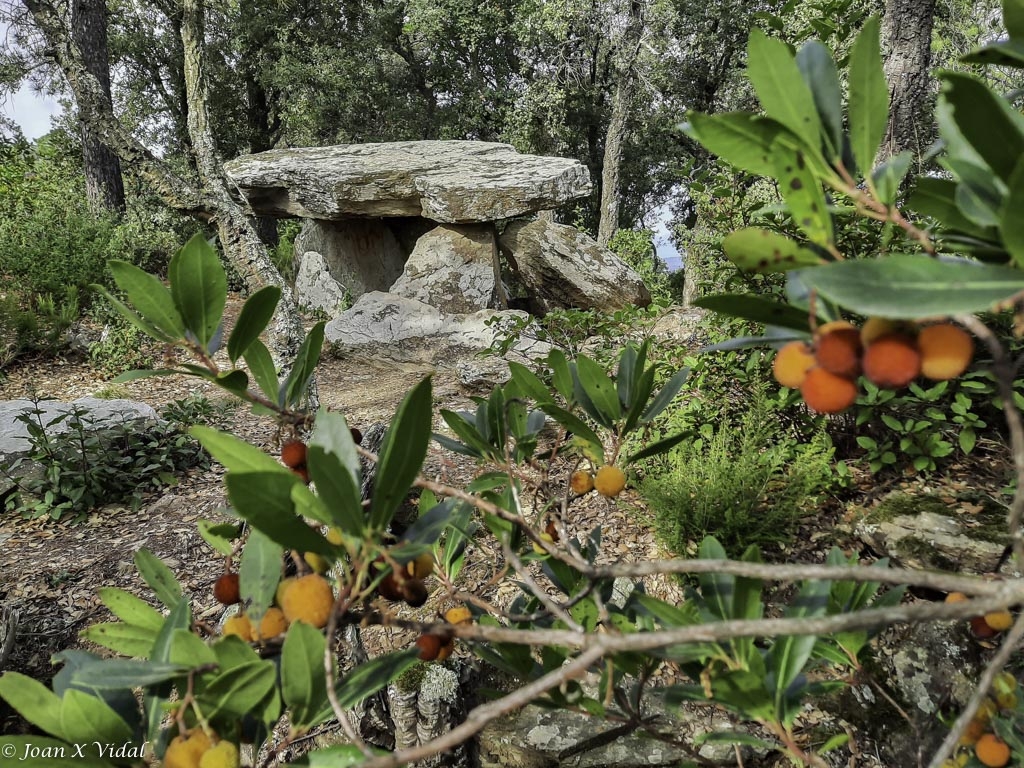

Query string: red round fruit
863 335 921 389
213 573 241 606
281 440 307 469
416 634 443 661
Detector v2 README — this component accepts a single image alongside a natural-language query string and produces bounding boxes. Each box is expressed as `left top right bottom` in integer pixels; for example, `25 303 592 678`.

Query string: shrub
607 228 676 304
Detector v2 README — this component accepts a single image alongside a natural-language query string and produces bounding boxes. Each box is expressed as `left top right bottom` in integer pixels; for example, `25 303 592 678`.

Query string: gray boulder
294 251 350 314
0 398 158 456
499 220 651 314
391 225 498 313
224 141 592 223
292 218 407 299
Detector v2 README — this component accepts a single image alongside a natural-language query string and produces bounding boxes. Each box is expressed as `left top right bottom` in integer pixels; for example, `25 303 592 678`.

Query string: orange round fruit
984 610 1014 632
406 553 434 580
164 729 213 768
415 634 443 661
222 614 253 642
975 733 1011 767
445 606 473 625
863 334 921 389
594 465 627 498
815 326 862 378
436 638 455 662
400 578 429 608
570 470 594 495
799 367 858 414
958 716 987 746
281 573 334 629
945 592 969 604
281 439 307 469
253 607 288 641
213 573 241 606
773 341 816 388
918 323 974 381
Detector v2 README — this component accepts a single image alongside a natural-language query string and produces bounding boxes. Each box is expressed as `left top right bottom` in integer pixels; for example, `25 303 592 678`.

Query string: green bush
607 228 676 304
86 302 156 376
640 393 839 556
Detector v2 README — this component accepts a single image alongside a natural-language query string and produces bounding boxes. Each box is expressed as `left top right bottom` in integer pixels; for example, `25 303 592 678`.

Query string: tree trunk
597 0 645 247
71 0 125 214
879 0 937 164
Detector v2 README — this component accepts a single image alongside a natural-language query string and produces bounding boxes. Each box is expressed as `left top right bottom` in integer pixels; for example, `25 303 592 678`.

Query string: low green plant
640 395 839 555
87 306 155 376
607 228 676 304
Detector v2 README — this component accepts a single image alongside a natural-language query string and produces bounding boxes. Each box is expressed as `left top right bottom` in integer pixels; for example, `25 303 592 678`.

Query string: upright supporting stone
390 225 498 313
293 219 406 298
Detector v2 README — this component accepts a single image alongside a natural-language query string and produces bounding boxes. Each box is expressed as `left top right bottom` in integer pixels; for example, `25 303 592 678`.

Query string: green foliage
2 400 211 524
607 229 676 303
86 303 155 377
640 394 838 555
0 289 79 368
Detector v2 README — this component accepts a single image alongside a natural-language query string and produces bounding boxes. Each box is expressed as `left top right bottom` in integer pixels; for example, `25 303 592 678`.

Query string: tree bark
71 0 125 214
597 0 645 248
879 0 937 163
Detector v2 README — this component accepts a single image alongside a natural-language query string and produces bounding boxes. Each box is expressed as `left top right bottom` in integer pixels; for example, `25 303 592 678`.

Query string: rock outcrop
390 225 498 313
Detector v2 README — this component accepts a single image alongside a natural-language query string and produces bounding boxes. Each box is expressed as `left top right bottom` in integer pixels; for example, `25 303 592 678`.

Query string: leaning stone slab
0 398 159 456
295 251 350 314
224 141 592 223
293 218 407 298
499 219 651 313
390 225 498 313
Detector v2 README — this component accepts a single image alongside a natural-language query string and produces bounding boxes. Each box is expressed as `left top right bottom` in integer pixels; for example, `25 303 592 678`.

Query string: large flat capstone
224 141 592 223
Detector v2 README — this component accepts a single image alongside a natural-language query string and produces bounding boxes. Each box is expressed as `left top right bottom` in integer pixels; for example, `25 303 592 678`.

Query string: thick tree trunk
597 0 645 247
71 0 125 214
879 0 937 163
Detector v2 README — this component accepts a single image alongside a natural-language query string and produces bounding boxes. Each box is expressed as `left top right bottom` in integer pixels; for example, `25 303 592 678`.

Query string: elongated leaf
796 40 843 158
168 629 217 669
310 410 361 489
215 369 249 396
190 425 290 474
747 28 823 152
0 737 117 768
538 403 605 464
60 688 134 751
244 339 279 403
941 72 1024 184
369 377 432 532
0 671 66 739
910 177 996 239
228 285 281 363
697 537 733 621
169 234 227 347
97 588 164 632
682 112 787 176
90 285 175 343
240 528 282 623
622 366 657 433
132 549 181 609
694 731 781 751
307 447 365 536
1001 159 1024 268
767 578 831 714
200 660 277 722
871 151 913 206
508 361 553 404
576 356 621 424
401 498 460 547
313 650 419 725
772 137 833 246
626 432 687 463
1006 0 1024 37
283 322 325 407
107 261 185 340
964 39 1024 67
282 620 329 729
693 294 815 332
724 228 825 274
198 520 241 557
440 410 492 456
547 350 575 402
796 254 1024 317
80 623 156 658
615 344 638 410
847 16 888 177
225 473 335 554
640 368 690 424
51 651 140 735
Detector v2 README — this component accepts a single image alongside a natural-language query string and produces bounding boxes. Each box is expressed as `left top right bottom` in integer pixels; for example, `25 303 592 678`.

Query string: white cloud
3 84 62 140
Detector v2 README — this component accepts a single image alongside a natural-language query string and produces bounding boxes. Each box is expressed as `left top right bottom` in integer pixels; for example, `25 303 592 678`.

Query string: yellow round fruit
570 470 594 495
861 317 902 347
164 729 212 768
772 340 816 388
199 740 240 768
532 532 555 554
406 553 434 580
281 573 335 629
984 610 1014 632
945 592 969 604
303 551 330 574
253 607 288 641
975 733 1011 767
325 527 344 546
994 671 1018 709
222 614 252 642
594 465 627 498
445 606 473 625
275 577 296 607
918 323 974 381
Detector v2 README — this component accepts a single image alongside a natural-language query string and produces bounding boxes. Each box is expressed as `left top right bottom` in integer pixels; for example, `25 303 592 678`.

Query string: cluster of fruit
942 667 1020 768
415 606 473 662
164 728 238 768
219 572 335 640
376 552 434 607
570 465 627 498
772 319 975 414
945 593 1015 640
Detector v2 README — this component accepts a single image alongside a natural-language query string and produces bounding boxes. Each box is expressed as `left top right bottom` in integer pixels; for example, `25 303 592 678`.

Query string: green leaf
547 350 575 402
767 577 831 713
871 151 913 207
847 16 889 177
537 403 605 464
59 689 134 752
910 177 997 240
0 737 117 768
694 731 781 751
772 136 833 246
747 28 823 152
168 630 218 669
107 260 185 340
940 72 1024 184
80 623 156 658
244 339 280 403
228 285 281 363
626 432 687 463
141 597 190 744
90 285 176 344
307 447 365 536
97 588 164 632
1005 0 1024 37
963 39 1024 68
697 537 733 620
212 635 261 669
283 322 325 407
796 40 843 158
190 425 290 474
693 294 815 332
313 650 420 725
1001 159 1024 268
132 548 182 610
281 620 329 730
240 528 282 623
681 112 787 176
369 377 432 532
0 671 67 739
796 254 1024 318
215 369 249 395
310 410 361 489
508 361 554 404
640 368 690 425
199 660 277 722
225 473 335 554
197 520 241 557
575 356 621 424
169 234 227 348
723 228 825 274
